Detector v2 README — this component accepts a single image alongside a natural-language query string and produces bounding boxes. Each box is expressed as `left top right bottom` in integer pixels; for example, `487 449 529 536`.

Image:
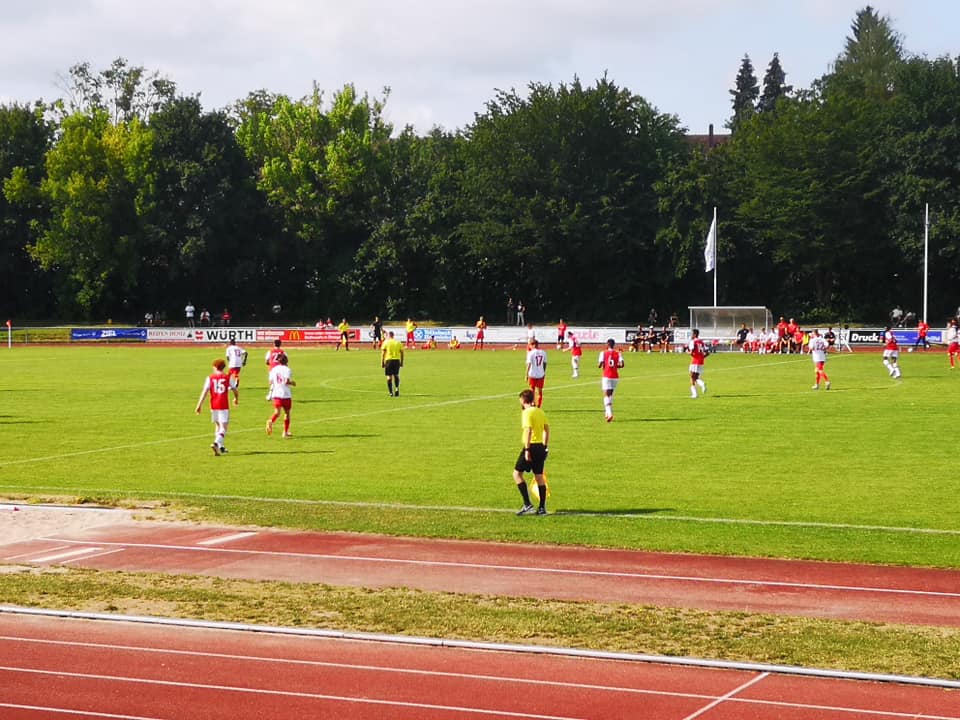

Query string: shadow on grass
240 449 335 456
556 507 676 516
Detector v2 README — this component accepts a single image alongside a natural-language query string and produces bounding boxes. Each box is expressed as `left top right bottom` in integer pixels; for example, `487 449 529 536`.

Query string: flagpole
923 203 929 324
712 206 718 307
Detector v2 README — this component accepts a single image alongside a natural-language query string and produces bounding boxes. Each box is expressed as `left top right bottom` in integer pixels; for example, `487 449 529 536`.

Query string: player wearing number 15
525 338 547 407
195 358 239 456
598 338 624 422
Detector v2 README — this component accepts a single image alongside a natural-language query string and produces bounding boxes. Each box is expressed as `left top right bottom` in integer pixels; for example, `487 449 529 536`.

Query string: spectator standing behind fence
516 300 525 326
506 297 515 326
184 302 195 327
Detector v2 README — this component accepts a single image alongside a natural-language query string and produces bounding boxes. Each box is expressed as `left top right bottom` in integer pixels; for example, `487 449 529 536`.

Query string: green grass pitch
1 343 957 567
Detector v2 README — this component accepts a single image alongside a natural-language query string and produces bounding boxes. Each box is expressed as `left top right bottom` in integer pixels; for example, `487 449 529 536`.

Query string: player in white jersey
808 329 830 390
225 340 247 387
266 353 296 438
525 339 548 407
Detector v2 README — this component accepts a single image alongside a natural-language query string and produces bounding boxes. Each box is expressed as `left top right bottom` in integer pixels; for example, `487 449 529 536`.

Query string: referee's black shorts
383 359 401 376
514 443 547 474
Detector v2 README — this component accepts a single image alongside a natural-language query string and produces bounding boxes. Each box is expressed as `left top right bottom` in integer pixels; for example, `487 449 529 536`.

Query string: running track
3 523 960 718
4 523 960 626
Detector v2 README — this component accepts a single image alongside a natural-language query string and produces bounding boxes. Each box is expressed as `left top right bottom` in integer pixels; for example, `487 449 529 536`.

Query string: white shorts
688 363 704 376
210 409 230 424
601 377 619 392
883 350 899 360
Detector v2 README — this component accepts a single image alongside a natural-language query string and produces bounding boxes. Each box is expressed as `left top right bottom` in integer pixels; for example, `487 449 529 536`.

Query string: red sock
284 417 290 432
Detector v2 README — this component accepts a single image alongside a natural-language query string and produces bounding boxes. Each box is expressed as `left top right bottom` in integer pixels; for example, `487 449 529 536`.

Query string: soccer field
1 344 957 567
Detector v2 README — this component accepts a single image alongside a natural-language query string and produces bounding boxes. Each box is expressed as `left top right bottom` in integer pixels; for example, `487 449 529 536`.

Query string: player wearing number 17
525 338 547 407
598 338 624 422
195 358 239 456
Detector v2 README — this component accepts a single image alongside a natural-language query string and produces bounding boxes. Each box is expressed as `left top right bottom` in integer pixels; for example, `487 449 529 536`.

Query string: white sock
697 379 705 391
603 396 613 416
690 387 698 398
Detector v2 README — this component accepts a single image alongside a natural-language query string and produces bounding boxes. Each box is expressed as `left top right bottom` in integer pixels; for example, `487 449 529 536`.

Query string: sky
2 1 958 135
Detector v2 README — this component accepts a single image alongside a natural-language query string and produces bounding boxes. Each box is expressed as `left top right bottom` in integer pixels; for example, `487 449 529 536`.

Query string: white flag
704 216 717 272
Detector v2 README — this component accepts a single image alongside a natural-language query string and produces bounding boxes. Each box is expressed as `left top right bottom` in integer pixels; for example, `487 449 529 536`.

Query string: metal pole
713 207 718 307
923 203 929 324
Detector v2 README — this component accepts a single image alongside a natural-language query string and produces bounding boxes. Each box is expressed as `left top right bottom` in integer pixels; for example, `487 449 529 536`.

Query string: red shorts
229 367 241 381
271 398 292 410
528 377 544 390
950 342 959 353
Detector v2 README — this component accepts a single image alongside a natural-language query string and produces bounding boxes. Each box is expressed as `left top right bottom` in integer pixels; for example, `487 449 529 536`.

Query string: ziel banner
71 328 147 342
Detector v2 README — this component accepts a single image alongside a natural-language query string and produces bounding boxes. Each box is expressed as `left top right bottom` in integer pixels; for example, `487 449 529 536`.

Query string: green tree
236 84 393 317
727 55 759 131
0 103 56 319
829 5 904 101
27 110 158 317
55 58 177 123
459 76 688 321
758 53 793 113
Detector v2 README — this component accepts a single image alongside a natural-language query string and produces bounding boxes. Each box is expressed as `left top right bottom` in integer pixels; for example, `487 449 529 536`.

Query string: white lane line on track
29 547 105 563
34 537 960 600
3 543 72 561
1 654 957 720
681 672 770 720
0 666 589 720
0 634 710 699
0 703 163 720
195 532 257 546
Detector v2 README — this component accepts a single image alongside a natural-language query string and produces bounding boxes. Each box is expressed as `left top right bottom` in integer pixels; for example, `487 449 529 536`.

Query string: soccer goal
688 306 773 346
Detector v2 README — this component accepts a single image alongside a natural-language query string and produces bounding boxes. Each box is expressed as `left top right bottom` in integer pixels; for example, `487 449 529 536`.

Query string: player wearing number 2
195 358 239 456
598 338 624 422
525 338 547 407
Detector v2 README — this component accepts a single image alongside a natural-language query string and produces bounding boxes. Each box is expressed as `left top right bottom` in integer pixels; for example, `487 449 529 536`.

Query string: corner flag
704 215 717 273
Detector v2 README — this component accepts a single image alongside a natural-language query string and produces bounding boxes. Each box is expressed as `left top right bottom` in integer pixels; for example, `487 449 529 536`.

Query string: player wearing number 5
598 338 624 422
525 338 547 407
195 358 239 456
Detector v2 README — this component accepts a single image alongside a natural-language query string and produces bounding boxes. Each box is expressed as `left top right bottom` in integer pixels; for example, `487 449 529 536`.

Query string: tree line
2 7 958 326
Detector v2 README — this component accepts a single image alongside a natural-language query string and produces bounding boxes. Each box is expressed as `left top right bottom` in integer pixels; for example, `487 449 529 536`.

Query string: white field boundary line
3 605 960 696
31 537 960 601
0 665 586 720
4 637 960 720
3 485 959 537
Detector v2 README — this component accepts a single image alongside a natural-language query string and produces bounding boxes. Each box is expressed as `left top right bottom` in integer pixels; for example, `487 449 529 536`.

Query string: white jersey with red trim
526 348 547 379
268 364 294 400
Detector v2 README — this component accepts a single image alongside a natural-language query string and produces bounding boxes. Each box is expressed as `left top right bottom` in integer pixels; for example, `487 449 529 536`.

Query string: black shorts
384 359 401 376
515 444 547 474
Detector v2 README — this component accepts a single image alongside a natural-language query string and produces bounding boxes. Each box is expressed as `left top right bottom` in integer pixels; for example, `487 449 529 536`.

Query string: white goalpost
688 306 773 347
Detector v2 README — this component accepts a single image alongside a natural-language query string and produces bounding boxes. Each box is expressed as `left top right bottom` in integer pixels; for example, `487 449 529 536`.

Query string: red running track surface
2 613 959 720
4 523 960 627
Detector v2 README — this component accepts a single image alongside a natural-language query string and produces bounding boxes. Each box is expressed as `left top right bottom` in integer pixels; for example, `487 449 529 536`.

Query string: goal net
688 306 773 345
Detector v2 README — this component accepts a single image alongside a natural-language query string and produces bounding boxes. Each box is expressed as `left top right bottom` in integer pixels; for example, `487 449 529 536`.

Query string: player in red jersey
598 338 624 422
474 316 487 350
688 328 708 398
556 319 567 350
914 318 930 351
265 338 285 369
882 326 902 379
195 358 239 456
564 331 583 377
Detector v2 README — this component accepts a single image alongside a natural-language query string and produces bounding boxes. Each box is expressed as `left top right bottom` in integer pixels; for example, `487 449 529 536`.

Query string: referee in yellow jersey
381 331 405 397
514 389 550 515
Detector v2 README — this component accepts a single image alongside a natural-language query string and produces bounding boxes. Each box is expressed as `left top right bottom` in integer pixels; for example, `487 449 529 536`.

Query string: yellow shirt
338 321 350 333
381 338 404 362
405 320 416 333
521 406 547 445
